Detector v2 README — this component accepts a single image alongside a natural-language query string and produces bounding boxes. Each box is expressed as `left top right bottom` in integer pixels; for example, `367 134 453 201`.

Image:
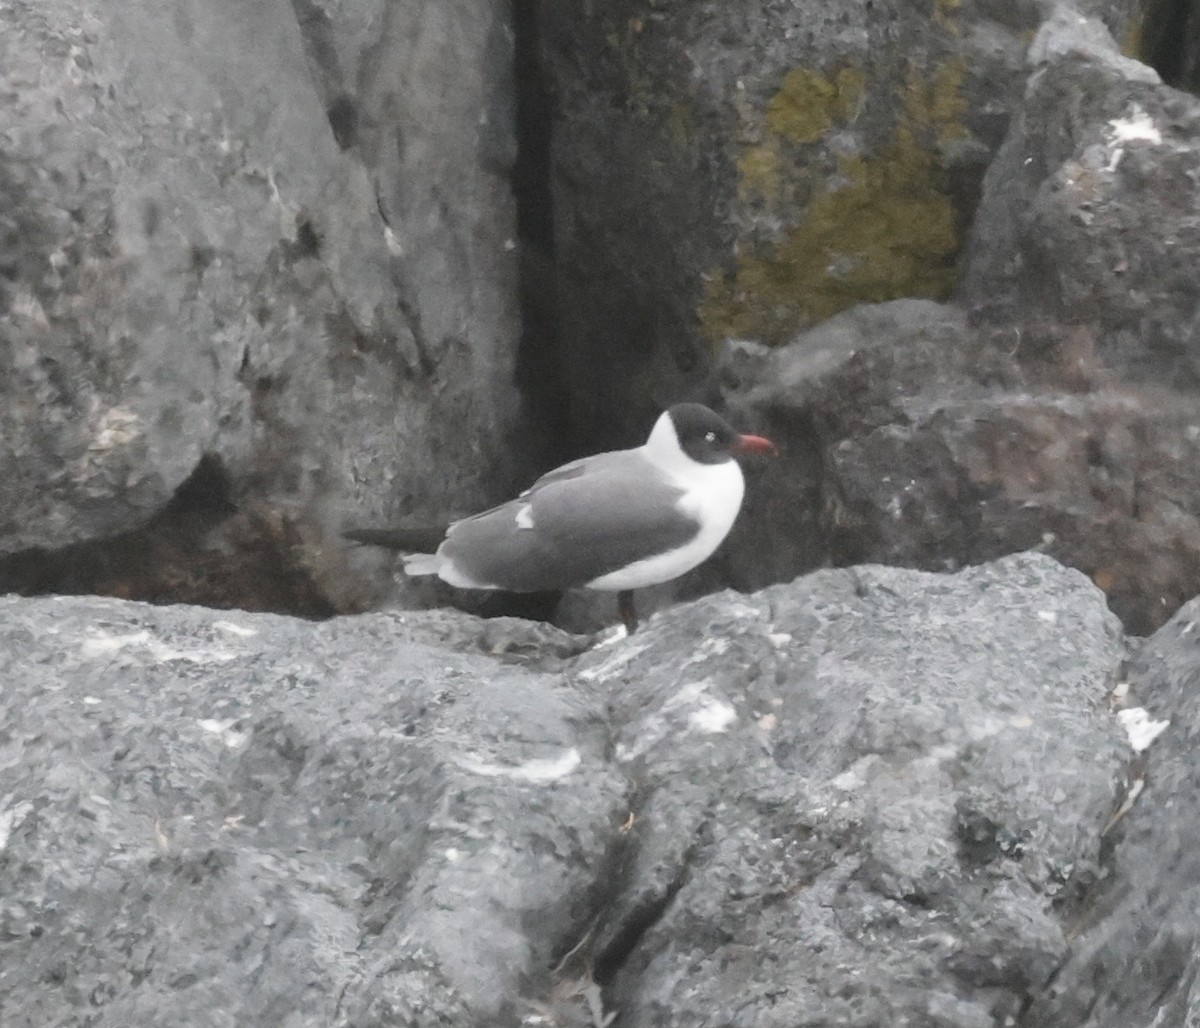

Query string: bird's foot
617 590 639 634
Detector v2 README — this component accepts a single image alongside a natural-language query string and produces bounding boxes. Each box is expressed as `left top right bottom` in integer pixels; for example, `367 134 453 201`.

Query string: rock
0 553 1133 1024
961 9 1200 392
721 295 1200 634
1022 594 1200 1026
534 0 1144 447
580 553 1126 1027
0 0 523 569
0 596 627 1026
716 298 985 593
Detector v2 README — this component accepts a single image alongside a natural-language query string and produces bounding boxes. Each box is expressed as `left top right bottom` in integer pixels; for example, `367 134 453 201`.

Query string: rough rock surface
720 296 1200 635
0 596 626 1026
535 0 1144 447
961 6 1195 388
1028 593 1200 1026
0 553 1140 1025
584 553 1127 1027
0 0 522 560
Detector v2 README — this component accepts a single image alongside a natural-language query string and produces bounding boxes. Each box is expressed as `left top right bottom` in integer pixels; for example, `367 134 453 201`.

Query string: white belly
586 459 745 591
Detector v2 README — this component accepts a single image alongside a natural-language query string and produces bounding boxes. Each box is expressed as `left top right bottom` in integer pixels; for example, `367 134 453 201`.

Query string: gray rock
961 9 1200 389
722 142 1200 634
579 552 1126 1027
1024 594 1200 1026
0 597 626 1027
0 552 1132 1024
1028 5 1161 83
0 0 522 559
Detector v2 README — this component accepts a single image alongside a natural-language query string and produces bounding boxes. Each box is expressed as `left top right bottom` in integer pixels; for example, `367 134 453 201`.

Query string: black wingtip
343 526 448 552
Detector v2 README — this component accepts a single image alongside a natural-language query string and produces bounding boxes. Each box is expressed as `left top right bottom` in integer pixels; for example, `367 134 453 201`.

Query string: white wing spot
515 504 535 529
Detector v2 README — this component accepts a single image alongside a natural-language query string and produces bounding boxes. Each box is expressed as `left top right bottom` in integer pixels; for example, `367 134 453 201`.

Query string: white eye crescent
704 431 716 443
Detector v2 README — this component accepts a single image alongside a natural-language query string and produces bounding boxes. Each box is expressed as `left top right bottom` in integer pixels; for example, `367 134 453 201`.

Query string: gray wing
440 452 699 592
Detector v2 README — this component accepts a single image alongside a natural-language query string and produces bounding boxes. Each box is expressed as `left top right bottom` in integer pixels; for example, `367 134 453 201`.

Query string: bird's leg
617 590 639 634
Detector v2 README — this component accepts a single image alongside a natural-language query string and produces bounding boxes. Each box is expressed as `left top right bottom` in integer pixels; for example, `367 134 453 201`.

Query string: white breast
586 458 745 591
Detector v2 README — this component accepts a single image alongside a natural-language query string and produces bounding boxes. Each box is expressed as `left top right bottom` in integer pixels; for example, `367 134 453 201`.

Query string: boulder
0 596 624 1026
961 6 1199 390
720 296 1200 635
0 0 523 567
582 552 1127 1027
1026 593 1200 1026
0 553 1135 1025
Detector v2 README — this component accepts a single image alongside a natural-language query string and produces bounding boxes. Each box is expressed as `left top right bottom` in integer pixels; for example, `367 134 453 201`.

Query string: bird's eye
704 431 716 443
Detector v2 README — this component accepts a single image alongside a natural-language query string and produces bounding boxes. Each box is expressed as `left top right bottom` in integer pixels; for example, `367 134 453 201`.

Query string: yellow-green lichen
737 141 783 204
765 66 866 144
701 140 958 343
702 60 968 345
905 58 969 148
934 0 962 27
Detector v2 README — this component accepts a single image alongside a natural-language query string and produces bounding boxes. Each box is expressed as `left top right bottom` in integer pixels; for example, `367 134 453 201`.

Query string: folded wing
438 453 699 592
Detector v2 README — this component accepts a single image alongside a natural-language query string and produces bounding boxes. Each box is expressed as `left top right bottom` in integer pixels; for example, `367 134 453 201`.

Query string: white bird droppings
80 630 152 657
1117 707 1170 753
1108 106 1162 145
456 747 581 783
688 699 737 734
198 718 249 748
81 629 238 665
578 640 648 680
0 802 33 851
832 755 879 792
681 636 730 667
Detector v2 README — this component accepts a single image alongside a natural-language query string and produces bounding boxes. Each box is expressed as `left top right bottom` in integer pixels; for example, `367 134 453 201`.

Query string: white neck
642 411 709 479
590 412 745 591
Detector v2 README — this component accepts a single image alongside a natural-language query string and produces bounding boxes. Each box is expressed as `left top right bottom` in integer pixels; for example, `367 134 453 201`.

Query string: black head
663 403 779 464
666 403 744 464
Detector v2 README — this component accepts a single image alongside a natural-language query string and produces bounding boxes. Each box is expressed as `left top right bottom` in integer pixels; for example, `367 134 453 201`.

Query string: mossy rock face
765 67 866 144
703 148 958 344
702 60 969 346
537 0 1148 442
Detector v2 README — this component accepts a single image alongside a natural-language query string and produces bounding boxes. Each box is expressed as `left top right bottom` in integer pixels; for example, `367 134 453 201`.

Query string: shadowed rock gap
511 0 573 468
1140 0 1198 91
591 860 693 989
0 455 338 618
288 0 356 149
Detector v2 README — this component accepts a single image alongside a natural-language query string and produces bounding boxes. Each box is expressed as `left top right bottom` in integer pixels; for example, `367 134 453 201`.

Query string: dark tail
342 526 449 552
